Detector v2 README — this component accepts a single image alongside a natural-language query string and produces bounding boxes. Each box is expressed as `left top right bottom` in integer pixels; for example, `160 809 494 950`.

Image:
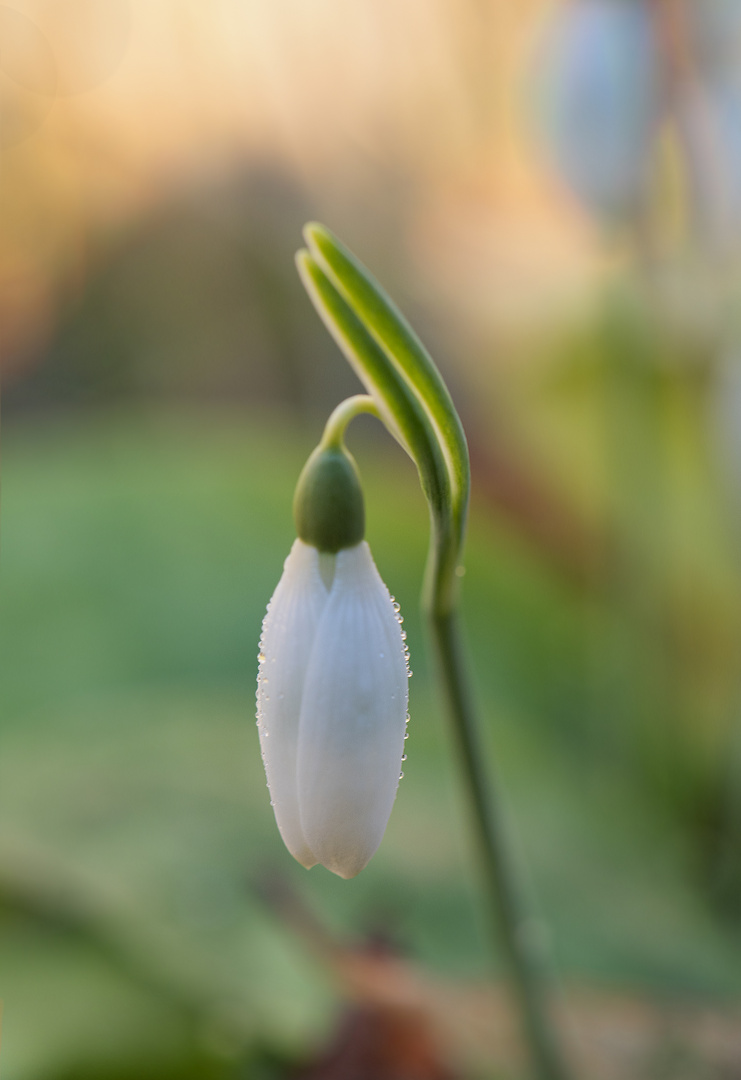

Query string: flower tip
295 854 318 871
294 248 311 274
320 852 371 880
332 865 363 881
302 220 328 249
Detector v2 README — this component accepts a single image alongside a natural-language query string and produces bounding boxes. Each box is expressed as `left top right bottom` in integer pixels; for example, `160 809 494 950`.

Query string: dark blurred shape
0 836 256 1071
254 873 490 1080
2 162 359 421
292 998 458 1080
468 434 607 590
256 871 741 1079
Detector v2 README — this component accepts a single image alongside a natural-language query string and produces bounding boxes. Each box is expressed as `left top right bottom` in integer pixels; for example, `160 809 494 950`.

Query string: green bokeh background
2 390 740 1077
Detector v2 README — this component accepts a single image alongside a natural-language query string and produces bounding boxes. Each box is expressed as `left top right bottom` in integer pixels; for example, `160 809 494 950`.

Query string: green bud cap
293 443 365 552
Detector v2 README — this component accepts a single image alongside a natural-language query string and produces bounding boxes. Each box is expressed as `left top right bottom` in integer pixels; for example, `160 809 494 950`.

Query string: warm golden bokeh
1 0 606 382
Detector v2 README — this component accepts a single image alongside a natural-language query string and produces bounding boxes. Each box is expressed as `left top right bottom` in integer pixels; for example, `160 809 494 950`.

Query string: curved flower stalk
257 398 410 879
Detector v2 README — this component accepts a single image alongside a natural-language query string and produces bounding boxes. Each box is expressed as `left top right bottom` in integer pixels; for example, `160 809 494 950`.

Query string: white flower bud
257 538 410 878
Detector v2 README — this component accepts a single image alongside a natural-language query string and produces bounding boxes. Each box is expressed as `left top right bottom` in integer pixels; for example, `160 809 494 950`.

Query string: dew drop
258 652 266 663
401 753 407 761
399 771 404 780
404 732 410 740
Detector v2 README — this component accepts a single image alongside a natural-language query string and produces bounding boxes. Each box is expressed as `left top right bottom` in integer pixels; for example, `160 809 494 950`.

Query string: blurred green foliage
1 400 741 1078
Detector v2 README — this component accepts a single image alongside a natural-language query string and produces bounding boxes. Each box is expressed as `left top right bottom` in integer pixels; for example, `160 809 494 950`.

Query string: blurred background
3 0 741 1076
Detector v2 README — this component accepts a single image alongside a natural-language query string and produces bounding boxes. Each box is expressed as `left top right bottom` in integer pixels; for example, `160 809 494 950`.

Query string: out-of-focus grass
1 408 740 1079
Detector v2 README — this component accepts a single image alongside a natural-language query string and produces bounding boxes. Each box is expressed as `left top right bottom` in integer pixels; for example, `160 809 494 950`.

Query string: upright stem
429 607 572 1080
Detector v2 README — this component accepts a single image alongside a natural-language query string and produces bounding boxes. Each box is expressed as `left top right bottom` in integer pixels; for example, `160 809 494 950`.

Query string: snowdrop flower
256 430 410 878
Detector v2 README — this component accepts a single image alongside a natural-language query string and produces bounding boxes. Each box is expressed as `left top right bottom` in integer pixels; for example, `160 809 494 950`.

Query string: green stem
429 607 572 1080
320 394 379 449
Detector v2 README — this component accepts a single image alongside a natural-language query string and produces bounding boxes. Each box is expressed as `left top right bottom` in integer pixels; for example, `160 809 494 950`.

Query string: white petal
257 539 329 868
296 541 409 878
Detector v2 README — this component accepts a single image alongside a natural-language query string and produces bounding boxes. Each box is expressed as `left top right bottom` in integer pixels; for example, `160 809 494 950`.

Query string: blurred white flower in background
534 0 661 222
532 0 741 253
